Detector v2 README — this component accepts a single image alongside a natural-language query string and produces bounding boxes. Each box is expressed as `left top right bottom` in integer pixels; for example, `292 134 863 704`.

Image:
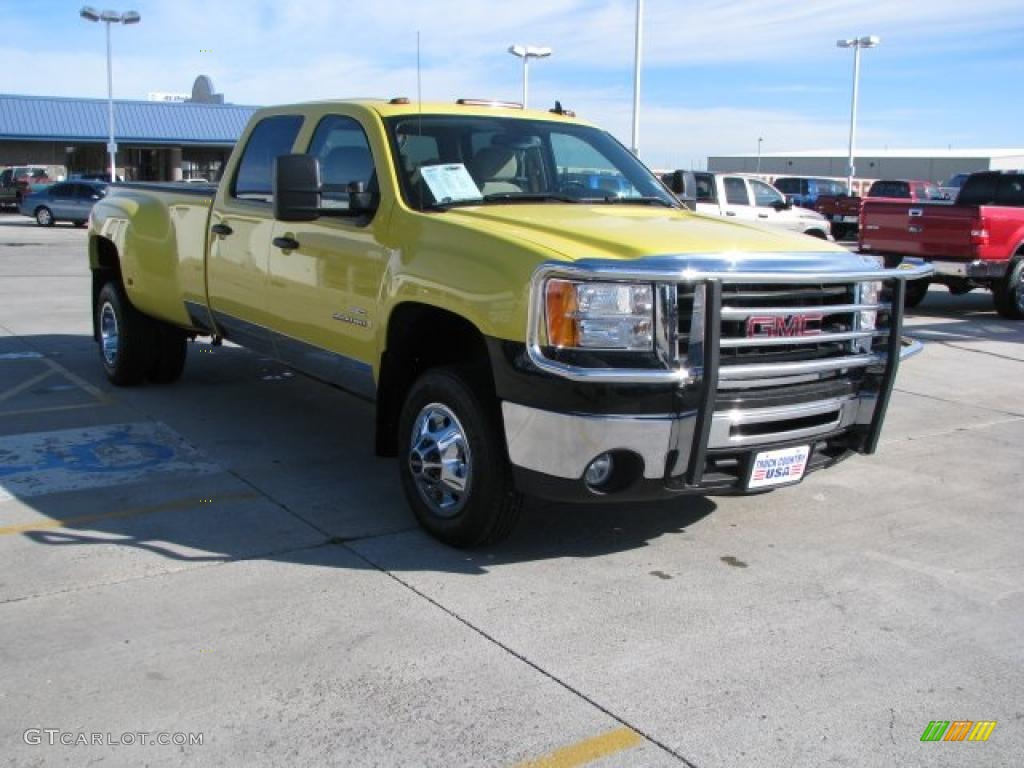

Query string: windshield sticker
419 163 482 204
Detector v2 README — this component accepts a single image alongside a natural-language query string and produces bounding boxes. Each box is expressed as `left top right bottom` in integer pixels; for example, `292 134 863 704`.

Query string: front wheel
35 207 54 227
398 367 523 548
993 259 1024 320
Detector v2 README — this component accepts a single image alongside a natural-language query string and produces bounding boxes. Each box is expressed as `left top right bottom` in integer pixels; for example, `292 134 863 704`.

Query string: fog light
584 453 614 487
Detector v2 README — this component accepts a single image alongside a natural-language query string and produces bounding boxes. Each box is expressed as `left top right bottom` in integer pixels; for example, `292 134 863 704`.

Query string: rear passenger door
721 176 756 221
208 113 304 352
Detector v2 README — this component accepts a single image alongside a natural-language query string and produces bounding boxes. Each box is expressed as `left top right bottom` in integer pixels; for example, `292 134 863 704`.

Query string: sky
2 0 1022 169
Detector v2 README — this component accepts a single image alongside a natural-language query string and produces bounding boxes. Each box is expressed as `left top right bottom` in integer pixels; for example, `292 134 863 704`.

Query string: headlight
545 279 654 350
858 280 882 331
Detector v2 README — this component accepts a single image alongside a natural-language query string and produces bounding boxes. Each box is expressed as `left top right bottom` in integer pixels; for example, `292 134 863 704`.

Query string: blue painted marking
0 423 217 500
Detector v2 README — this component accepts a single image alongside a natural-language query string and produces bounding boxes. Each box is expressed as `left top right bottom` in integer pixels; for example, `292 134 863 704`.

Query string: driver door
265 112 388 400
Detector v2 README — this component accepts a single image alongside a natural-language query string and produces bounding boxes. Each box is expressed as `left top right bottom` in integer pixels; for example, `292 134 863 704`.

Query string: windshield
385 115 677 211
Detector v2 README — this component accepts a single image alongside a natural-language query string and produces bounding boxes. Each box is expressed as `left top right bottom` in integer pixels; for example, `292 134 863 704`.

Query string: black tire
96 281 156 386
993 259 1024 320
903 280 929 309
398 366 523 548
35 206 54 227
148 324 188 383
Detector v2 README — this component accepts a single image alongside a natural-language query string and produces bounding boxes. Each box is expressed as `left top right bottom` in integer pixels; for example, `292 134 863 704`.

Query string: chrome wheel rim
37 208 51 225
99 301 118 366
408 402 472 518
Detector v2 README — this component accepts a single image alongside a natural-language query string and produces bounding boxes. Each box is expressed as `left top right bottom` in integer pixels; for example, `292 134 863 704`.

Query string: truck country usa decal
749 445 810 489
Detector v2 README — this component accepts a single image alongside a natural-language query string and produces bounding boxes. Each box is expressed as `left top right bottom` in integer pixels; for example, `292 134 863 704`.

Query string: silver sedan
19 181 108 227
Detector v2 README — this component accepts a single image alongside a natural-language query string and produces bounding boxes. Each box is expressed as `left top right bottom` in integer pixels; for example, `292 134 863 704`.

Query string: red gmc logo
745 314 824 338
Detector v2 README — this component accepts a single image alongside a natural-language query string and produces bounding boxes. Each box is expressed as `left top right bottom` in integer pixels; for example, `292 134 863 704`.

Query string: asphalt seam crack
342 542 700 768
893 386 1024 418
906 334 1024 364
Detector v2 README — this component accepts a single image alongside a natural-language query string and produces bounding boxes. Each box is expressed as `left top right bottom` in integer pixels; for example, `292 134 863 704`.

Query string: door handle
272 236 300 250
758 213 769 218
725 211 737 216
210 223 233 237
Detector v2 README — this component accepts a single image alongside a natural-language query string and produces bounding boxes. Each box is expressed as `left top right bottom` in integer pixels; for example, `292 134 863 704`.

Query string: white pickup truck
692 172 832 240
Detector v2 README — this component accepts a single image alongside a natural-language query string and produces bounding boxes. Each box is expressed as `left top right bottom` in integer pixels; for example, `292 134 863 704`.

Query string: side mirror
772 200 790 211
669 170 697 211
273 154 321 222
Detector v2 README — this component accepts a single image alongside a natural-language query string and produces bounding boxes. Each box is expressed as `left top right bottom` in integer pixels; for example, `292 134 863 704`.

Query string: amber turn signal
545 279 579 348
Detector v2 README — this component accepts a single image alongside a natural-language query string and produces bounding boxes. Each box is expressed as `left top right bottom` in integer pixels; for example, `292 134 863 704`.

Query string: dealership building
0 77 257 182
708 148 1024 185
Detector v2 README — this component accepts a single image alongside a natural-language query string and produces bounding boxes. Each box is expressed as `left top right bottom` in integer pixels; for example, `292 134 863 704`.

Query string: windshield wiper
580 195 677 208
428 192 582 210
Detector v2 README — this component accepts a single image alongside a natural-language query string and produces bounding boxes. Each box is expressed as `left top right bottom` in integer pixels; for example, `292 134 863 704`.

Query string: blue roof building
0 77 259 181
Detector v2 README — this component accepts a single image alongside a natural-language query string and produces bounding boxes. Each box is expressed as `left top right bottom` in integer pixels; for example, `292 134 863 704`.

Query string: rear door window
723 177 749 205
231 114 304 203
694 174 716 202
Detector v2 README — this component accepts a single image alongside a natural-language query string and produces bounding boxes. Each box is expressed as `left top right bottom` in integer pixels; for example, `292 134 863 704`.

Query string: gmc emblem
745 314 823 338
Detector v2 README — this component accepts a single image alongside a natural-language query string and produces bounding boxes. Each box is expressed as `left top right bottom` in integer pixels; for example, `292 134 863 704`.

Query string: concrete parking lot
0 214 1021 768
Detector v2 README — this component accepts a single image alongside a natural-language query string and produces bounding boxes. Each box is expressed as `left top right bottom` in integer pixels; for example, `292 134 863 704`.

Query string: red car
815 179 946 240
859 171 1024 317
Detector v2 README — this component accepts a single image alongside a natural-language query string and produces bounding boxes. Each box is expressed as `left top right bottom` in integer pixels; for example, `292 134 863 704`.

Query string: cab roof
264 98 595 126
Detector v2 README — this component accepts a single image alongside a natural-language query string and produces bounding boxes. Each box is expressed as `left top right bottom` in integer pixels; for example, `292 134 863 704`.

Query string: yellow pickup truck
87 98 931 546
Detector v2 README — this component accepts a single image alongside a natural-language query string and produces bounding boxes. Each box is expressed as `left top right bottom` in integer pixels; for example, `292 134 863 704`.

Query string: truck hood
441 204 842 261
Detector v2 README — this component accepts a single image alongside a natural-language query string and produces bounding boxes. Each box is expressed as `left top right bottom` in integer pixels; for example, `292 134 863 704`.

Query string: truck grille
677 280 894 392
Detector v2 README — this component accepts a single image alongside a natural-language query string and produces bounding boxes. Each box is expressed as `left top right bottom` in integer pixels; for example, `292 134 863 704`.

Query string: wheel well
90 236 122 341
375 303 491 457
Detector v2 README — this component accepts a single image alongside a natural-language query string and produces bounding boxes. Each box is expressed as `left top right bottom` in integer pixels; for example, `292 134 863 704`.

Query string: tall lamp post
836 35 879 194
507 45 552 108
630 0 643 155
80 6 141 183
756 137 763 173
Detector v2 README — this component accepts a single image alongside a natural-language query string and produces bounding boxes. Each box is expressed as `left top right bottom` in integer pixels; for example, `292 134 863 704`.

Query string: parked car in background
1 165 63 209
692 172 832 239
860 170 1024 316
19 180 108 227
815 179 947 240
772 176 849 208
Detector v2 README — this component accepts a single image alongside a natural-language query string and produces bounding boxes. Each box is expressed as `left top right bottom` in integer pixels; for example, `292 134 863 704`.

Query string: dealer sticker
748 445 810 489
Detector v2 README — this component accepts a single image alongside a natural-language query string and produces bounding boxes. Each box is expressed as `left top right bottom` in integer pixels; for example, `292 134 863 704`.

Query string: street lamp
837 35 880 193
756 137 763 173
80 6 141 183
507 44 551 108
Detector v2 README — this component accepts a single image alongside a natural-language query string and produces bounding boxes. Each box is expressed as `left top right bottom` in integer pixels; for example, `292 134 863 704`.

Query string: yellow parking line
513 727 643 768
0 490 261 536
0 369 54 402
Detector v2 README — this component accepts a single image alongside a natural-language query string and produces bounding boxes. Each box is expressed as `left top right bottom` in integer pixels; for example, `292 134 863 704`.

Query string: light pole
80 6 141 183
756 137 763 173
837 35 879 193
507 45 552 108
630 0 643 155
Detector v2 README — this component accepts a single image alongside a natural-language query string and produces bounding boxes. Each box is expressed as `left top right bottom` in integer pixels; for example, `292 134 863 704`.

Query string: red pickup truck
815 179 945 240
859 171 1024 318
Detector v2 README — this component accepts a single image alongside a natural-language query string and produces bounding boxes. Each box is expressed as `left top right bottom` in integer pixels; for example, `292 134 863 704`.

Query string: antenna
417 30 423 209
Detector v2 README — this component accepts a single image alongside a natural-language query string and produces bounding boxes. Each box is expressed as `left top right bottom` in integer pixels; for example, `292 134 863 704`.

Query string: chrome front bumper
504 338 923 483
